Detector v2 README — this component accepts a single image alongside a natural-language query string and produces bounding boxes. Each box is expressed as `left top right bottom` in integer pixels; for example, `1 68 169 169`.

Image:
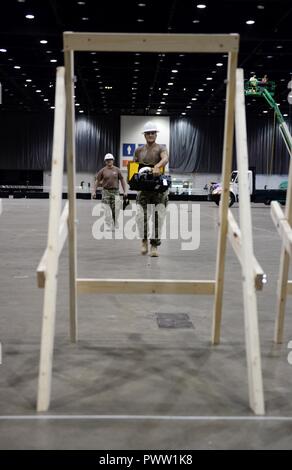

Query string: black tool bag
129 173 171 192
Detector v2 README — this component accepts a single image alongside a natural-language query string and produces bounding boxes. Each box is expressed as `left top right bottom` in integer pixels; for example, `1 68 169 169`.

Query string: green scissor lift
244 80 292 155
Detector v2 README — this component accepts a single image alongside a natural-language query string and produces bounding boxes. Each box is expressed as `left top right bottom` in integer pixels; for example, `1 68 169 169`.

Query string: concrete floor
0 199 292 449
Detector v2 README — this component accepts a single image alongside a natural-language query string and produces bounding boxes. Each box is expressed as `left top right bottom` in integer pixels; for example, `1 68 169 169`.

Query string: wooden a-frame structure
270 120 292 343
36 33 265 415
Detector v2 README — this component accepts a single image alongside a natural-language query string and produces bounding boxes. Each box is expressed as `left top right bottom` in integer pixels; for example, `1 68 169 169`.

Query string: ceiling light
206 77 213 80
283 114 288 117
246 20 255 25
257 4 265 9
26 79 32 82
137 18 144 22
82 17 89 20
0 48 7 53
77 1 86 4
43 99 48 102
181 112 186 115
36 90 41 93
197 4 207 8
138 3 146 6
25 14 35 19
168 82 174 85
46 50 52 54
186 106 191 109
171 69 178 73
192 20 200 23
191 98 197 101
160 101 166 104
50 106 55 109
79 110 84 113
198 88 204 91
40 40 48 44
14 65 21 69
75 103 80 106
216 63 223 67
50 59 57 63
263 110 268 113
276 45 283 49
163 93 168 96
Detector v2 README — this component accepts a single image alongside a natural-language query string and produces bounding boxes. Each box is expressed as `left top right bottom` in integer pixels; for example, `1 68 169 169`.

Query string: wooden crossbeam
271 201 292 257
37 202 69 288
227 210 265 291
63 32 239 53
77 279 215 295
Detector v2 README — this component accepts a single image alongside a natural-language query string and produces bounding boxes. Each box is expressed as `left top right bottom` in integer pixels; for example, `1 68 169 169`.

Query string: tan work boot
141 240 148 255
150 245 159 257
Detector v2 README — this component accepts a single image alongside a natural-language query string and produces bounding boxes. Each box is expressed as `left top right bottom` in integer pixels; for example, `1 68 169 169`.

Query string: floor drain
155 313 194 329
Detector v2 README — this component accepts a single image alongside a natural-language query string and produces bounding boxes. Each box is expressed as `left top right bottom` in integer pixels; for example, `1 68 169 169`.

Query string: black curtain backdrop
0 112 120 172
170 116 291 174
169 117 225 173
0 112 290 174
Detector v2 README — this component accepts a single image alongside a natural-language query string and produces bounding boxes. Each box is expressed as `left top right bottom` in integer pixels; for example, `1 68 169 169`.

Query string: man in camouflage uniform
92 153 127 228
134 122 169 257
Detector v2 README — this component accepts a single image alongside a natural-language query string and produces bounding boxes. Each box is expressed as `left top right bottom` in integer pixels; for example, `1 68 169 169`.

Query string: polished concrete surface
0 199 292 449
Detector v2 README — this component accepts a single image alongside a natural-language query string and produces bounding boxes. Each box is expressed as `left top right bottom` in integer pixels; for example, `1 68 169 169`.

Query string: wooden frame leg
37 68 66 412
64 50 78 343
235 68 264 415
212 51 238 345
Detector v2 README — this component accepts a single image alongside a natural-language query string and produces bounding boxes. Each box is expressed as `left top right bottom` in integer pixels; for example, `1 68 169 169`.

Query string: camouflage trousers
102 189 121 226
136 190 168 247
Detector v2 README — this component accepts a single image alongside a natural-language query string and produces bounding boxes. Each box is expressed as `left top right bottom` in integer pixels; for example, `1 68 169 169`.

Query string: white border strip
1 415 292 421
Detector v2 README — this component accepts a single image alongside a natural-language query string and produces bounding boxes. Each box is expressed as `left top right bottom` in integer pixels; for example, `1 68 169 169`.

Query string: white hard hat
142 121 159 134
104 153 114 160
139 166 152 174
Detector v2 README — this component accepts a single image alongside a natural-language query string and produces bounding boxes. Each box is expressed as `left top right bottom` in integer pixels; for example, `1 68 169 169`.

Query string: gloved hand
123 194 130 210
